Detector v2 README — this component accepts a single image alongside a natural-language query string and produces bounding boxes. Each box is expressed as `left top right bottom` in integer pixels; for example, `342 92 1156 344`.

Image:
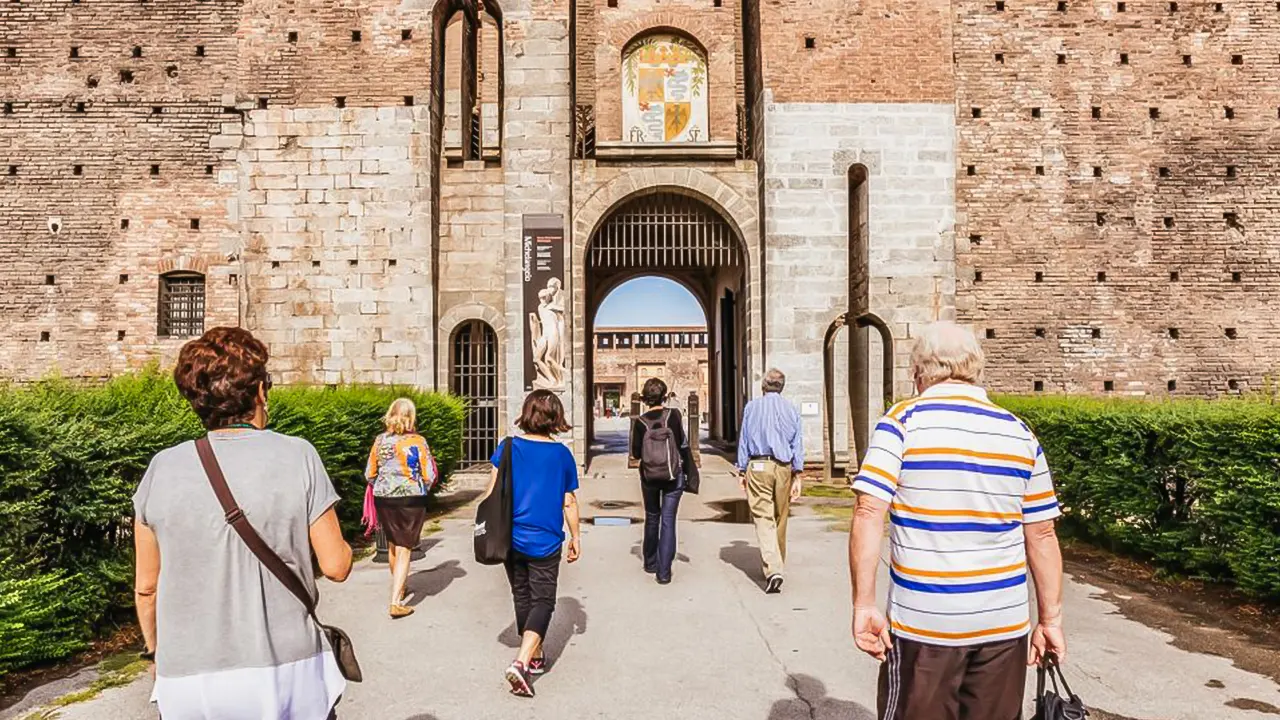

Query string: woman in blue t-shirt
485 390 581 697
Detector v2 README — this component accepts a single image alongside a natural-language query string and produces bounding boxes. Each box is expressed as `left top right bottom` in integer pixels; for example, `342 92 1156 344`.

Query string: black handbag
474 437 514 565
195 437 363 683
1033 653 1087 720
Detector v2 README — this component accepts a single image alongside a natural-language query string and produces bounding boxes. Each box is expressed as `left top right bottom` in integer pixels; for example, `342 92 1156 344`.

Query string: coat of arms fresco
623 35 709 143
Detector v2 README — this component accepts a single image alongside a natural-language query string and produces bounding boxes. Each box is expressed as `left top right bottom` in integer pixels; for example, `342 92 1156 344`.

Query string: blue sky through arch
595 277 706 328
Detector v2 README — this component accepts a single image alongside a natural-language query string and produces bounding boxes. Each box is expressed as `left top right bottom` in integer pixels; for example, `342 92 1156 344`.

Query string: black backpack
638 410 681 483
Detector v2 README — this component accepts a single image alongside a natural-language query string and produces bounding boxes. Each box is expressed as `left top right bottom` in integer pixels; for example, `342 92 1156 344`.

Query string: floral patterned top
365 433 437 498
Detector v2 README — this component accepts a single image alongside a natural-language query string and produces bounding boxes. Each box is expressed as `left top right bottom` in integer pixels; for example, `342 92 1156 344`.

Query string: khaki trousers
745 457 794 578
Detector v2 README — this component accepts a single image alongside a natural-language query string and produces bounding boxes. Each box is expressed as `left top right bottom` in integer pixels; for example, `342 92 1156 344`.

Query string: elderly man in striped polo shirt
848 322 1066 720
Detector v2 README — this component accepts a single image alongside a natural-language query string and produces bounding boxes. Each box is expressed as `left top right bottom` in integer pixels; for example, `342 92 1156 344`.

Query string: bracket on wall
736 103 751 160
574 104 596 159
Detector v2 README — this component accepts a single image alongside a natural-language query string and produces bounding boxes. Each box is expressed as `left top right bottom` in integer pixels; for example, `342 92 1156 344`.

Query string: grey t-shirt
133 430 340 678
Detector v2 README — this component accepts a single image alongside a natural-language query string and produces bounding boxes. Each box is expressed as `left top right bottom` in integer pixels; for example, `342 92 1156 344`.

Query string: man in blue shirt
736 368 805 594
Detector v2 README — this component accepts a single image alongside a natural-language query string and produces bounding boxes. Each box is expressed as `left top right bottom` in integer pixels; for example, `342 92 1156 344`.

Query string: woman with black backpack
630 378 699 585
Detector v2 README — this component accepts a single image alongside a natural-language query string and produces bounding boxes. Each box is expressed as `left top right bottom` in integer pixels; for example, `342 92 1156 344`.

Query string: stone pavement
11 428 1280 720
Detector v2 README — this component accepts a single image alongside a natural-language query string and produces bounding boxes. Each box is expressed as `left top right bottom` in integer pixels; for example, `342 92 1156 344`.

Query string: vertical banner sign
523 214 567 392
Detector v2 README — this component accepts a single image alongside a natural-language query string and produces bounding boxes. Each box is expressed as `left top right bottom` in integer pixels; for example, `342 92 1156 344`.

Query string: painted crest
623 35 708 144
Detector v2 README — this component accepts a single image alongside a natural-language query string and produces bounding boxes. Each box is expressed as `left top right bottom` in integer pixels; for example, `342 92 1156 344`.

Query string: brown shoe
390 604 415 619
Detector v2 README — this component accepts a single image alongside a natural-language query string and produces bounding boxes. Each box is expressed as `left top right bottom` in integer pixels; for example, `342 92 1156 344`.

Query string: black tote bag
474 437 514 565
1033 654 1087 720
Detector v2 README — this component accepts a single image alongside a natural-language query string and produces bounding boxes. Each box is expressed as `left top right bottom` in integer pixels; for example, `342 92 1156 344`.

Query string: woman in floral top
365 398 438 618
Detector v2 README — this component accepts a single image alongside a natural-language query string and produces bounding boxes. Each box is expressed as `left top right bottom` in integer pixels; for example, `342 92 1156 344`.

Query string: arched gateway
581 189 752 450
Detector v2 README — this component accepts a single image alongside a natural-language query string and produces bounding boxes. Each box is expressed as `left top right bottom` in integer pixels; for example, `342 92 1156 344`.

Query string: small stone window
995 52 1005 63
39 331 50 342
190 218 200 230
288 31 298 43
7 165 16 176
714 0 722 5
117 330 126 341
149 164 160 176
195 46 206 57
151 106 162 115
404 95 415 107
45 274 55 285
974 270 984 282
1182 54 1192 66
1224 106 1235 119
3 102 11 114
1169 1 1178 9
1091 106 1101 119
1225 327 1238 339
1034 381 1045 392
1170 270 1180 281
1226 165 1237 178
1057 53 1066 65
1093 165 1103 177
6 48 16 59
311 260 321 268
1097 271 1107 282
1031 107 1042 118
1117 1 1126 10
972 107 982 118
205 164 214 175
1231 271 1242 282
119 273 129 283
1035 328 1046 338
157 272 206 338
1168 328 1180 339
388 259 398 267
967 165 976 176
1057 0 1066 9
258 97 269 109
70 46 80 59
1104 380 1115 392
1163 216 1174 228
1149 107 1160 119
1035 271 1044 282
607 0 617 5
1035 165 1045 175
351 30 362 42
1159 166 1170 177
995 0 1005 10
1090 328 1102 339
804 37 816 50
335 96 346 108
1167 379 1177 391
72 164 83 175
985 329 996 339
1215 2 1224 10
120 218 129 229
1119 53 1129 64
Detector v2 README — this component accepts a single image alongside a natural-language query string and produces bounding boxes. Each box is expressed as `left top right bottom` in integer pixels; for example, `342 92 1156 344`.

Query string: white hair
762 368 787 394
910 322 985 388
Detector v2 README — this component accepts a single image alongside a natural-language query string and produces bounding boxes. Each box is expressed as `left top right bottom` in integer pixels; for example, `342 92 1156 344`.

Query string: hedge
997 394 1280 600
0 370 465 677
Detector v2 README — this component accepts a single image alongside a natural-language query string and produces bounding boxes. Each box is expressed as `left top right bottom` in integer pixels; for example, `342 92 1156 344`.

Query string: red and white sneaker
505 661 534 697
528 656 547 676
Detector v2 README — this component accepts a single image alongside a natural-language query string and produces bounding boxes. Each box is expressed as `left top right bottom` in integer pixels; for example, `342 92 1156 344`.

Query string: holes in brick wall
1149 107 1160 119
804 37 816 49
1228 379 1239 390
75 102 86 113
39 331 50 342
132 46 142 59
1167 379 1177 391
165 65 178 78
1183 54 1191 66
1224 106 1235 120
335 96 346 108
1103 380 1114 392
195 45 205 57
149 164 160 176
1226 165 1237 178
1035 271 1044 282
1225 327 1238 339
6 48 16 59
119 273 129 283
1170 270 1180 281
1035 327 1046 338
119 69 134 83
117 330 126 341
270 261 280 269
1117 1 1126 10
72 164 82 175
228 273 238 285
714 0 722 5
151 106 162 115
1168 327 1180 339
1119 52 1129 65
995 0 1005 10
223 106 237 114
351 30 362 42
1092 328 1102 339
995 52 1005 63
45 274 55 285
70 46 80 59
288 31 298 43
348 259 359 267
1158 166 1170 177
1031 107 1041 118
1215 1 1224 10
1163 216 1174 228
258 97 269 109
1093 165 1102 177
971 107 982 118
3 102 11 114
404 95 415 107
1034 380 1045 392
607 0 617 6
1091 106 1101 119
401 29 413 41
1224 211 1239 226
1231 270 1242 282
974 270 984 282
84 76 97 88
190 218 200 230
7 165 16 176
967 164 976 176
1057 0 1067 9
311 260 321 268
387 259 397 267
1057 53 1066 64
970 233 983 245
205 164 214 175
1096 271 1107 282
1035 165 1045 175
1169 0 1178 9
120 218 129 230
985 329 996 339
1096 212 1106 225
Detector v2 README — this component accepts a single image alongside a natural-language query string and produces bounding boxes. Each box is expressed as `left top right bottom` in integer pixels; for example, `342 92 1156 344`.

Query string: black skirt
373 495 429 549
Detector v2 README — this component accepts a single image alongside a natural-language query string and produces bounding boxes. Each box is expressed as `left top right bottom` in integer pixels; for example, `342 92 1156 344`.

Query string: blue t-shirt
490 437 580 559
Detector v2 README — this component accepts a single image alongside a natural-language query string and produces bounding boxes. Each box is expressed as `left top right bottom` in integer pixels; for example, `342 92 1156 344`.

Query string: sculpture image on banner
622 34 709 143
529 278 567 390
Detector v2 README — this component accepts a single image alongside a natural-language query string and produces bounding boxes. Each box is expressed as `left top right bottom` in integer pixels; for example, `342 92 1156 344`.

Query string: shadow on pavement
371 537 440 564
629 542 690 565
497 597 589 666
405 560 467 606
401 715 440 720
719 539 765 590
766 674 875 720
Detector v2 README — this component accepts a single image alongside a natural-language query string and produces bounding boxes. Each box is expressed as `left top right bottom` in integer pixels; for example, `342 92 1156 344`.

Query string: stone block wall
954 0 1280 396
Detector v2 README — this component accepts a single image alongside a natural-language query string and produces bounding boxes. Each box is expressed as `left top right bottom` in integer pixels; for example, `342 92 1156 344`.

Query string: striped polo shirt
851 381 1061 647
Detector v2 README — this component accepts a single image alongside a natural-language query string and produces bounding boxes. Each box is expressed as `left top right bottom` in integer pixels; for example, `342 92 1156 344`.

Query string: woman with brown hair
482 390 581 698
132 327 353 719
365 397 438 619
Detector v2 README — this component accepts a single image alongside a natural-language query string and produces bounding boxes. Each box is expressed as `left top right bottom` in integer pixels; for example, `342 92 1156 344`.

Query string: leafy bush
997 395 1280 600
0 369 465 676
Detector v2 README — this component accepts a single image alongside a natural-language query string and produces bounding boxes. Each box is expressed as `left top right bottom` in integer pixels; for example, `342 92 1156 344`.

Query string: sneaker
765 574 784 594
528 656 547 676
505 661 535 697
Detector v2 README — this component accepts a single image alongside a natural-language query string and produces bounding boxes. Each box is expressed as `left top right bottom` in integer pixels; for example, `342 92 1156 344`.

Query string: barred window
157 272 206 338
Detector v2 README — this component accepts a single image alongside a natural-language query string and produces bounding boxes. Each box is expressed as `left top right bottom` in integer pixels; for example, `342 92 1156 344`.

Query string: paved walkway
9 427 1280 720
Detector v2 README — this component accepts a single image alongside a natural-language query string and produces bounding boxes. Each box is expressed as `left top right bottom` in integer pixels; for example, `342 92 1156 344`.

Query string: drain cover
592 516 632 526
597 500 630 510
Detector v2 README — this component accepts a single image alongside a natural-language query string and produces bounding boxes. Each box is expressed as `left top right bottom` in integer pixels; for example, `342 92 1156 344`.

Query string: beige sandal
390 604 415 619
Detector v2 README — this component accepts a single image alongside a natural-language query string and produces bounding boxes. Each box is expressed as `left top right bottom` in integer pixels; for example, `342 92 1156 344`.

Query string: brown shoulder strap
195 436 318 621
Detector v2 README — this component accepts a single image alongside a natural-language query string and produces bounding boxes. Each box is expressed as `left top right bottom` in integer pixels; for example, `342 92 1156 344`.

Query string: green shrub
996 395 1280 600
0 369 465 677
